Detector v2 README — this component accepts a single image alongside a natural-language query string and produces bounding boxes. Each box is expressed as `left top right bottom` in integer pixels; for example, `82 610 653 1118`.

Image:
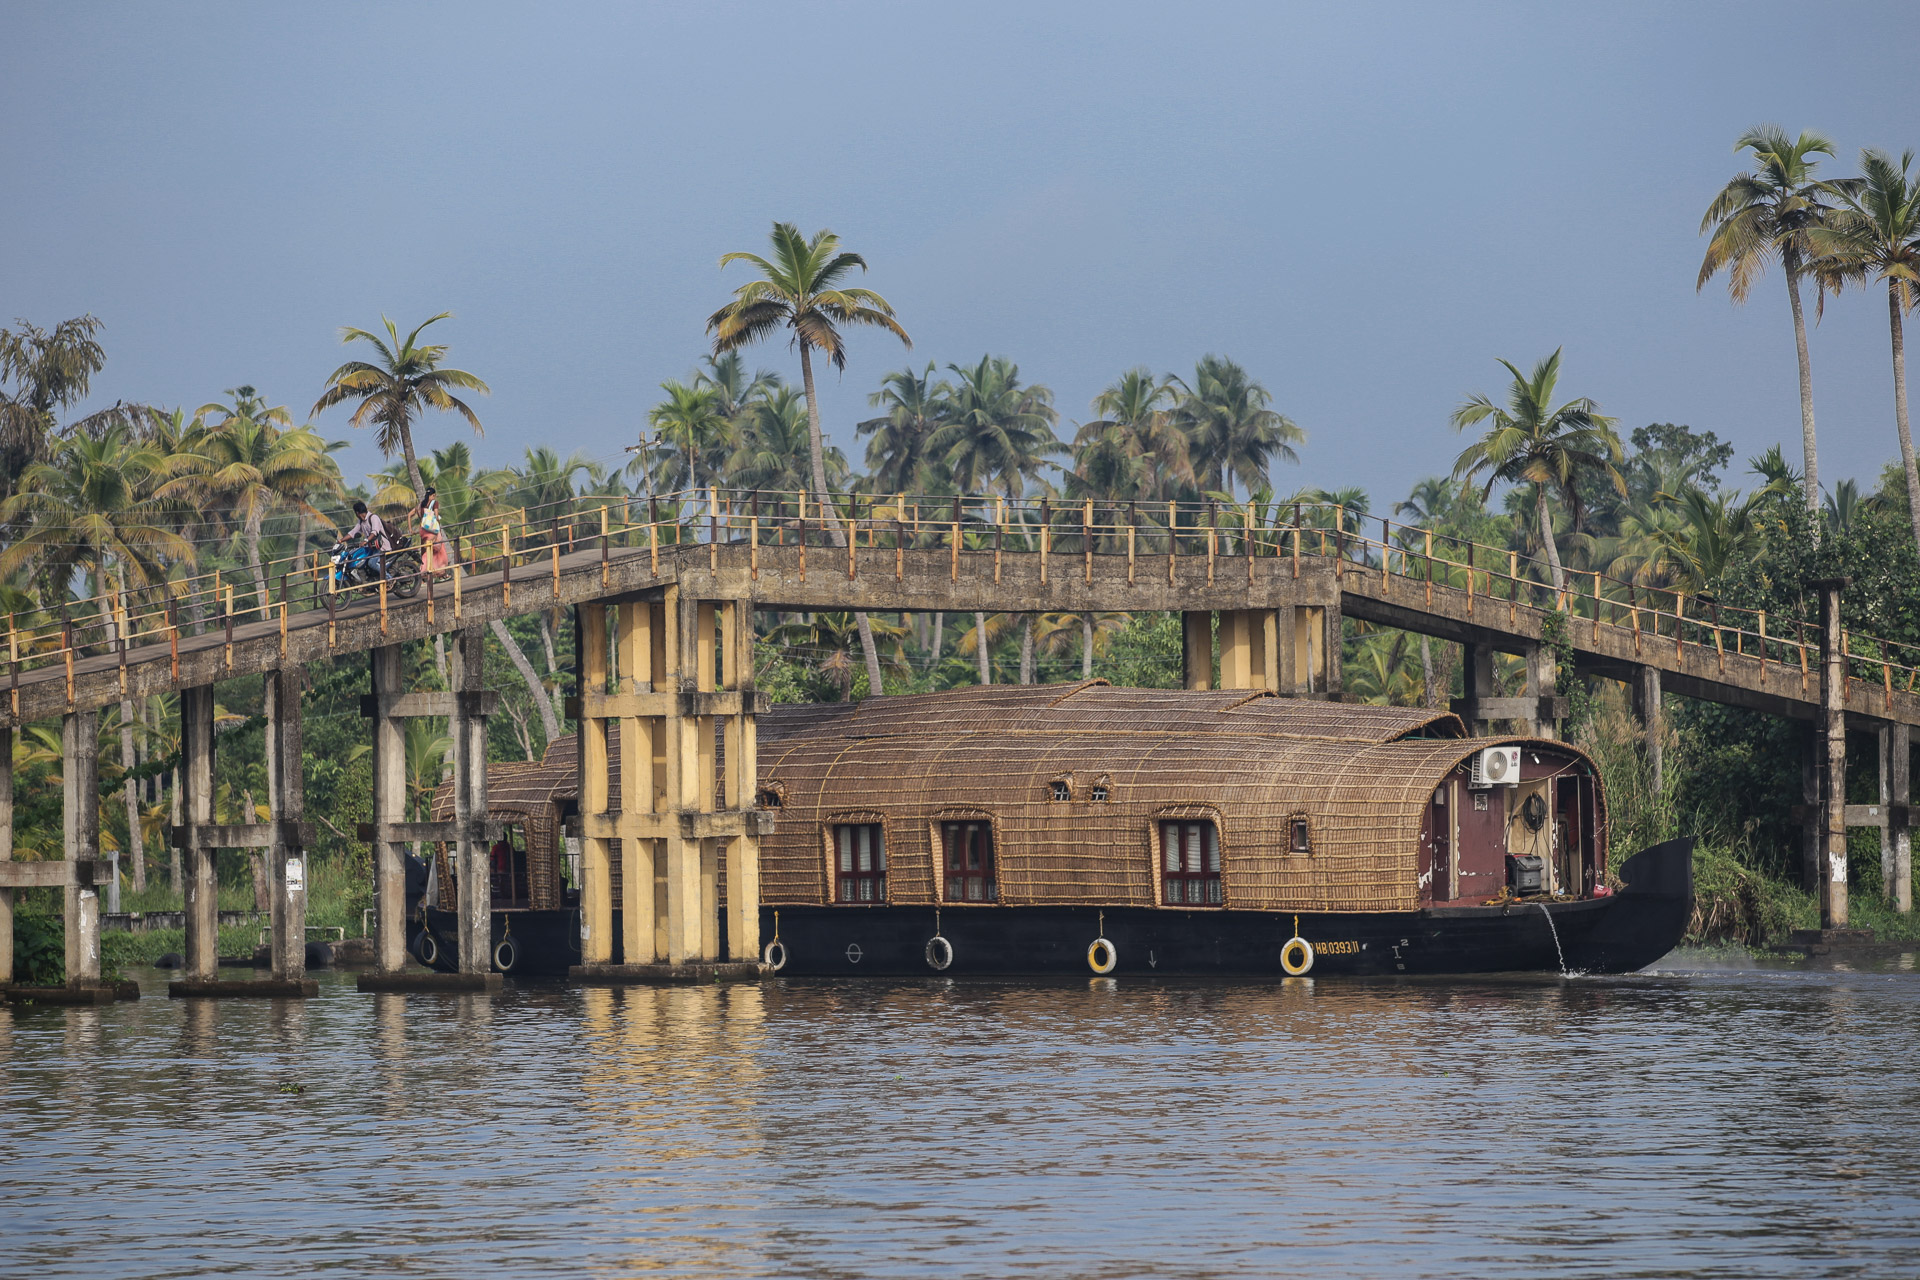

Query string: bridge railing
6 487 1918 712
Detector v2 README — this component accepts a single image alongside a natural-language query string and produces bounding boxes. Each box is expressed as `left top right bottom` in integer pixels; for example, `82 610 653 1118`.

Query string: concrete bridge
0 495 1909 998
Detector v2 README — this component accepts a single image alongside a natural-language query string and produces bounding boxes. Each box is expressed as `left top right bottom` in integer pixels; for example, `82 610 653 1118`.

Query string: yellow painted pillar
1219 611 1254 689
665 588 704 963
1182 612 1213 690
1294 606 1325 694
1260 610 1281 692
579 603 612 964
616 599 656 965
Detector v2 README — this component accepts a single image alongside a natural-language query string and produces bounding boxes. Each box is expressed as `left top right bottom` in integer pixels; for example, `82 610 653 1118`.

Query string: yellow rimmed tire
1087 937 1118 974
1280 936 1315 976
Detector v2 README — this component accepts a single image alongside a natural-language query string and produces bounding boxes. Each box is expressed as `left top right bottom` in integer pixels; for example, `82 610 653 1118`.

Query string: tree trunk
1082 613 1095 678
539 613 560 675
1421 634 1436 707
491 619 561 745
1536 484 1566 594
294 510 309 572
1783 246 1822 530
798 343 885 695
1020 616 1035 684
432 633 448 687
245 789 269 913
245 505 270 617
928 612 944 673
1889 284 1920 556
399 417 425 505
975 613 992 685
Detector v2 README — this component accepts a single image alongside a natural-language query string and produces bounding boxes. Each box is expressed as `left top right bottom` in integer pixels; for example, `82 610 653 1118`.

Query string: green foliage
10 894 65 985
1095 613 1183 689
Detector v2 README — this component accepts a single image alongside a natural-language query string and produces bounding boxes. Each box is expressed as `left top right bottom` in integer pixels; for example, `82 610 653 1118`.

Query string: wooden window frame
936 816 999 904
1048 777 1072 802
1158 817 1223 907
1288 813 1312 855
828 819 888 904
1089 775 1113 802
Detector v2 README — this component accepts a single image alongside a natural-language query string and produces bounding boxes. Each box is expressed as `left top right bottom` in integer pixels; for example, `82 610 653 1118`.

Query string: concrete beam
0 860 111 888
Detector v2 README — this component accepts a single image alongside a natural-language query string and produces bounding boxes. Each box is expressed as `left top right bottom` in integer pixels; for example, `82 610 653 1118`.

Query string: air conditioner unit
1469 745 1521 788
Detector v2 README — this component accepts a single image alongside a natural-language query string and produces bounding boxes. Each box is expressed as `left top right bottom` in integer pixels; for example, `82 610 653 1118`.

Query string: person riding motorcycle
345 500 394 580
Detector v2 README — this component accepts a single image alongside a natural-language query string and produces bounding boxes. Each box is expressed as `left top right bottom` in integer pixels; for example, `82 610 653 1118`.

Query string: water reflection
1 956 1918 1279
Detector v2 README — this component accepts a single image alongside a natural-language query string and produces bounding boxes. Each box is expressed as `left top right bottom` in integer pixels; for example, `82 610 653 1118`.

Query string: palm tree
859 362 951 494
932 356 1063 499
644 380 732 494
1175 356 1303 499
312 313 489 500
1450 350 1624 594
0 424 192 599
708 223 908 697
515 444 608 532
1699 126 1838 523
1069 369 1188 505
1810 148 1920 554
162 390 338 607
730 386 849 493
0 314 109 479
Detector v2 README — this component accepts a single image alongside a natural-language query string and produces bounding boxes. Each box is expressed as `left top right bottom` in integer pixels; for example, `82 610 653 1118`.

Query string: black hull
415 840 1694 980
415 907 583 976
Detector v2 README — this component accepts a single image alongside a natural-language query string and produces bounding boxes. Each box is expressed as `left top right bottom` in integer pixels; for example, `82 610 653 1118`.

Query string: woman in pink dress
418 488 453 578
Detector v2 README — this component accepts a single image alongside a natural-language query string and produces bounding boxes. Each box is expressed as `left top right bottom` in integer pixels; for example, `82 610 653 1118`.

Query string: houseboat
416 680 1691 977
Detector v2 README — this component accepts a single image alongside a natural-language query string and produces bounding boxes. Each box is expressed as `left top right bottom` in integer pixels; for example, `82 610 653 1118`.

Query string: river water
4 955 1919 1279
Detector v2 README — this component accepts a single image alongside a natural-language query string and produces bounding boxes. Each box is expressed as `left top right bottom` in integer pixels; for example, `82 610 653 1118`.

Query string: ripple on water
3 957 1919 1279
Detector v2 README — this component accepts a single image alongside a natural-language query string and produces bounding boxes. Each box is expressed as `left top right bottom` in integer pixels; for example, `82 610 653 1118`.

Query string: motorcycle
321 534 422 601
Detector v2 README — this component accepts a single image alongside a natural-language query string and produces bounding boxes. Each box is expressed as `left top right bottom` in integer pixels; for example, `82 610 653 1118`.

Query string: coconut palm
1069 369 1189 506
312 313 489 500
1699 126 1838 522
162 390 339 607
1174 356 1302 499
707 224 911 699
1810 148 1920 554
859 362 951 494
0 314 112 480
932 356 1063 500
1450 350 1624 594
730 386 849 494
0 424 192 600
644 380 732 494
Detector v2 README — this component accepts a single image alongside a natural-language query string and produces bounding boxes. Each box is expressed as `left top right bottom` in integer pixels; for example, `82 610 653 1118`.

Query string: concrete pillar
1462 642 1496 736
668 588 703 962
452 628 490 974
368 647 408 973
0 724 12 985
265 668 308 982
616 599 656 965
1323 597 1343 697
181 685 217 980
1524 643 1558 740
1218 611 1253 690
1272 606 1296 696
1893 721 1912 914
1260 610 1282 693
722 600 761 961
1182 612 1212 690
1815 578 1849 928
62 709 102 986
1801 730 1822 893
1633 666 1663 792
1293 607 1325 695
1880 723 1894 903
579 603 613 965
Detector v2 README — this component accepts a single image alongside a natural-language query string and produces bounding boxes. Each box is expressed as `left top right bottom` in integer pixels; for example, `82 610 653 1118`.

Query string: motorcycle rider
345 500 394 580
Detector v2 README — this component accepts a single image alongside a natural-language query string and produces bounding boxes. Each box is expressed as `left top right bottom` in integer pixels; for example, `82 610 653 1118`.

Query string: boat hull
413 839 1693 980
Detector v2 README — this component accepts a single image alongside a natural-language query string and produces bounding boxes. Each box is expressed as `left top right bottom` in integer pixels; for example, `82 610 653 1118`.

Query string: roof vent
1469 746 1521 789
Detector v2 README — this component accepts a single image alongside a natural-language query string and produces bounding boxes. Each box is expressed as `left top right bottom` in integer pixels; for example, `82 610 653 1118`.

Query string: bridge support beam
574 589 766 980
451 628 491 976
368 646 409 974
1815 578 1849 928
0 724 12 984
1182 613 1211 691
62 710 102 987
1633 666 1663 790
264 668 308 982
1893 722 1912 914
180 686 217 980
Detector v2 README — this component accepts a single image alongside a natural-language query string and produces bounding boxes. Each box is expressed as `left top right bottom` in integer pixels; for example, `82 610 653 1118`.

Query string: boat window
1050 780 1071 801
1090 783 1109 802
756 787 782 809
1289 817 1311 854
834 823 887 903
1160 819 1222 906
942 821 997 903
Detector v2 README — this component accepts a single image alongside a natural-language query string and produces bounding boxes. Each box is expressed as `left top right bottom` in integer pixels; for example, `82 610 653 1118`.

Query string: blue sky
4 1 1918 506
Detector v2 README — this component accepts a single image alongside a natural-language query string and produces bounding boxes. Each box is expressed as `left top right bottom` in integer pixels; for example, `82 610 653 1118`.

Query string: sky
4 1 1919 508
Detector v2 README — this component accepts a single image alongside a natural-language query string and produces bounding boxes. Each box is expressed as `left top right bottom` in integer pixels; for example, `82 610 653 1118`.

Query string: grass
94 855 372 973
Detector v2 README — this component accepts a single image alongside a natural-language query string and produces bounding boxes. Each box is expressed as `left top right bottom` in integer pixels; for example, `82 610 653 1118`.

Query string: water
5 956 1920 1279
1538 901 1570 974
